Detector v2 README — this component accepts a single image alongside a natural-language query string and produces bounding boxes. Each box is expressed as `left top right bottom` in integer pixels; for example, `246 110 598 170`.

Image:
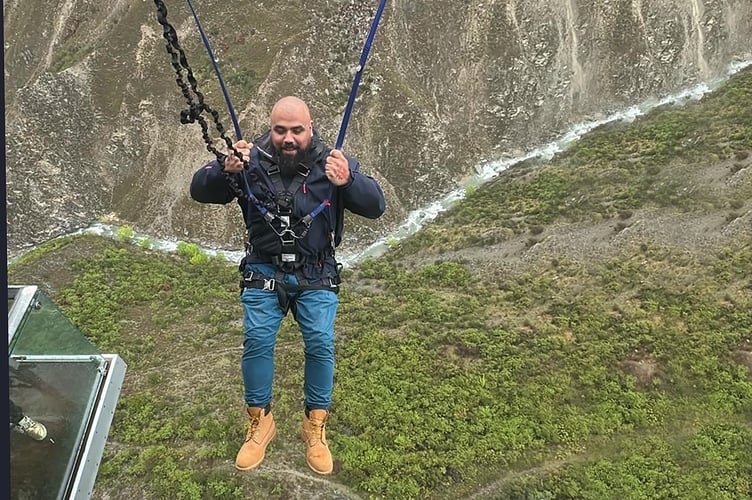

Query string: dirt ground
402 154 752 278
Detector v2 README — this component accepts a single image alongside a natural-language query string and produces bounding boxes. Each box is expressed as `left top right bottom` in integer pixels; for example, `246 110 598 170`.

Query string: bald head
270 96 314 156
271 96 312 124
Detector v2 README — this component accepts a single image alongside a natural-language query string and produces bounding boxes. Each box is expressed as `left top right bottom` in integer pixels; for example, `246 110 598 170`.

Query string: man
190 96 385 474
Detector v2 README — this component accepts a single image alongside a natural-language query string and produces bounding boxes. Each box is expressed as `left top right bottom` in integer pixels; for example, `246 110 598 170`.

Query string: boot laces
246 415 261 442
308 419 326 444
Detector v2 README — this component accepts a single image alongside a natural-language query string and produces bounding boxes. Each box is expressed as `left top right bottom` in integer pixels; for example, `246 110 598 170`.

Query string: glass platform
8 286 127 500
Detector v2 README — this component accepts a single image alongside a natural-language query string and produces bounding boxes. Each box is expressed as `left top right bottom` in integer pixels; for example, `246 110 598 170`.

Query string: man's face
269 97 314 176
270 114 313 159
272 120 310 177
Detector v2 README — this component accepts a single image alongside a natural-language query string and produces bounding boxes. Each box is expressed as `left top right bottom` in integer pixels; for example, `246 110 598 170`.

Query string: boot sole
305 460 334 475
234 429 277 471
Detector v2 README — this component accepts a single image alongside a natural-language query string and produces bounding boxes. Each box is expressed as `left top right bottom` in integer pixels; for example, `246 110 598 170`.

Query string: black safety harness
238 146 341 316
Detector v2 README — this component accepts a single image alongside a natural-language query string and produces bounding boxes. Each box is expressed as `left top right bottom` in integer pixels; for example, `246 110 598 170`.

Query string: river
16 58 752 268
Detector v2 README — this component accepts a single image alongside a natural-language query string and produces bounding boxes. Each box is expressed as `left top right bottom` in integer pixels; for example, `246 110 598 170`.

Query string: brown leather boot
301 409 333 475
235 406 276 471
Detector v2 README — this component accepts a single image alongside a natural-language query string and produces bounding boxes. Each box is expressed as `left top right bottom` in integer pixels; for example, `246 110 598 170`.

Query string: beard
276 148 306 178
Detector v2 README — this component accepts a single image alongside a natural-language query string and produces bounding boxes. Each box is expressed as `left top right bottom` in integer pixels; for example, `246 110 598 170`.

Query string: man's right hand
223 140 253 173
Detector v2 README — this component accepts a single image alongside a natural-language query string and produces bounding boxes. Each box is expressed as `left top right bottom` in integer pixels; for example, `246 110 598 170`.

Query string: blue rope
318 0 389 221
335 0 389 150
185 0 243 141
184 0 262 219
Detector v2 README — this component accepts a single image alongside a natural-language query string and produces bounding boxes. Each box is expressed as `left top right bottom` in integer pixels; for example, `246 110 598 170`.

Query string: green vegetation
340 247 751 498
8 68 752 498
176 241 212 265
397 67 752 256
117 226 135 242
50 43 93 73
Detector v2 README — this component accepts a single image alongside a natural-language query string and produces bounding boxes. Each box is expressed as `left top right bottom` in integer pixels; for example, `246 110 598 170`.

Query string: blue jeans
240 263 338 410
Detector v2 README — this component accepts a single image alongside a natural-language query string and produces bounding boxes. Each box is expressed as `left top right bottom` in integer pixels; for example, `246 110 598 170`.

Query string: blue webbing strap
185 0 243 141
322 0 389 213
335 0 389 150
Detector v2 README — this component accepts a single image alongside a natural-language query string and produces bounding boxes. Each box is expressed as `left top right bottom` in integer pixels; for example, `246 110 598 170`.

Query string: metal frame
8 286 127 500
67 353 127 500
8 285 38 346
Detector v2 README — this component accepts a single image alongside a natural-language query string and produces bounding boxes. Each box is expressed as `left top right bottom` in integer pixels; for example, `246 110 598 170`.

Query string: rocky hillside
7 63 751 500
5 0 752 258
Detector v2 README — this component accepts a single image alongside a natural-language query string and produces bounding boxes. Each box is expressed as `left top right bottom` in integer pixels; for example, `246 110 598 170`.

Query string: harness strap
239 270 341 316
265 162 309 210
245 247 336 266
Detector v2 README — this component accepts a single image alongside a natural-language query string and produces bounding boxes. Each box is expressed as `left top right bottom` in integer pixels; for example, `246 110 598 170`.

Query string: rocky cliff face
5 0 752 258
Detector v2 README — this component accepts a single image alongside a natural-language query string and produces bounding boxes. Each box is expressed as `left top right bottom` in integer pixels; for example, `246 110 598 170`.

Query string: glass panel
9 288 102 356
8 287 117 500
10 355 106 500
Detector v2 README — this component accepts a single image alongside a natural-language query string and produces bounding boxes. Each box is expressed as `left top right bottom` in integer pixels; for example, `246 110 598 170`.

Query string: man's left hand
325 149 351 186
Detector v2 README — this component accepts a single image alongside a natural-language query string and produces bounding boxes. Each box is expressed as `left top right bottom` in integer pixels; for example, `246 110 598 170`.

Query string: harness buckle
263 279 276 291
281 253 297 263
280 228 296 246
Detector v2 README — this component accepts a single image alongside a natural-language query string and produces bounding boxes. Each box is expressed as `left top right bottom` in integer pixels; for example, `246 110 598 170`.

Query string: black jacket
190 129 385 277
